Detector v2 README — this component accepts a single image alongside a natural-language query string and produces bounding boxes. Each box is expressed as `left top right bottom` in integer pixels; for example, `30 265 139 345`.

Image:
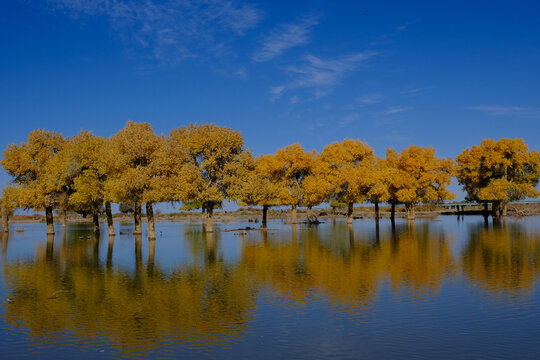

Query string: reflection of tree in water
462 221 540 297
241 222 455 311
2 230 256 357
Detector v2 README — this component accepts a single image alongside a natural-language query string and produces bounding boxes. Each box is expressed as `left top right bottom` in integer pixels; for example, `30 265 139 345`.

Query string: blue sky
1 0 540 203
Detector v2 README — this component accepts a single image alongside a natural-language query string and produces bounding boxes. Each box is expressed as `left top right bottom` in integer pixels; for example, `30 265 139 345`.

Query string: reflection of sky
1 216 540 358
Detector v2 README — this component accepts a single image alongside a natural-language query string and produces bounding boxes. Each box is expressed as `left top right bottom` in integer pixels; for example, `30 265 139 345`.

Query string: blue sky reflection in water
1 216 540 359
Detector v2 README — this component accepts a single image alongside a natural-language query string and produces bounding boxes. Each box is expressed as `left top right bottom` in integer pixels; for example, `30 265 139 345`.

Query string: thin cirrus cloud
49 0 262 63
252 14 321 62
385 106 414 115
469 105 540 119
271 51 378 101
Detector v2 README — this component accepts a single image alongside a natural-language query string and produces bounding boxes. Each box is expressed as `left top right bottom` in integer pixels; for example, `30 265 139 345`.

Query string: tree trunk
374 201 380 220
61 211 67 229
347 202 354 224
483 201 489 219
206 205 214 233
391 203 396 222
1 205 8 233
290 204 297 224
146 202 156 239
106 202 115 236
492 201 501 219
134 202 142 235
502 202 508 217
92 210 100 235
45 206 55 235
406 203 415 220
262 205 268 228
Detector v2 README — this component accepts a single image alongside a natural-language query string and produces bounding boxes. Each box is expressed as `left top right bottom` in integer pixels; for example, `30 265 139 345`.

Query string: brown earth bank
6 203 540 224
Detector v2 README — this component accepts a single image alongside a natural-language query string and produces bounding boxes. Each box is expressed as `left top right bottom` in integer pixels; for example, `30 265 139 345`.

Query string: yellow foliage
256 143 315 206
169 123 246 210
456 138 540 203
319 139 375 204
386 145 455 208
1 129 66 210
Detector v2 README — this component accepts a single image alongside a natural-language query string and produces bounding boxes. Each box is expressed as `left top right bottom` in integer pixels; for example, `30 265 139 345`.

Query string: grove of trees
1 121 539 235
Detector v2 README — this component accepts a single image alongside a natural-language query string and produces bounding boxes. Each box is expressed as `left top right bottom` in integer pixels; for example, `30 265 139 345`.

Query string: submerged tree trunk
206 205 214 233
92 209 100 235
262 205 268 228
146 202 156 239
290 204 297 224
502 202 508 217
347 202 354 224
45 206 55 235
406 203 415 221
374 201 380 220
105 202 115 236
492 201 502 219
1 205 8 233
134 202 142 235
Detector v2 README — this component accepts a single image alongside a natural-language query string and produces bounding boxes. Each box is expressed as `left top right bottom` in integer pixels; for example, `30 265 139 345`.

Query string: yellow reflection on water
461 220 540 297
2 219 540 356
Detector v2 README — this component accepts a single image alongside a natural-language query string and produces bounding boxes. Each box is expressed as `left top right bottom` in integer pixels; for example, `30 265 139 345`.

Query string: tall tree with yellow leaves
58 131 111 235
2 130 66 235
385 145 455 220
319 139 374 224
227 152 279 227
144 132 203 237
169 123 246 233
257 143 314 224
107 121 161 235
302 154 332 222
366 156 390 220
1 186 18 233
456 138 540 217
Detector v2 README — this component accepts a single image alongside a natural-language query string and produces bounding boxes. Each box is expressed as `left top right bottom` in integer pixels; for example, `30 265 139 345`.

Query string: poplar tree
385 145 454 220
2 129 66 234
169 123 246 233
456 138 540 217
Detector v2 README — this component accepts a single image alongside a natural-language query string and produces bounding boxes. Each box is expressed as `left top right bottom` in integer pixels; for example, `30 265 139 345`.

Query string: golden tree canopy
169 123 246 208
456 138 540 202
318 139 374 204
386 145 455 207
1 129 66 210
107 121 162 204
257 143 315 206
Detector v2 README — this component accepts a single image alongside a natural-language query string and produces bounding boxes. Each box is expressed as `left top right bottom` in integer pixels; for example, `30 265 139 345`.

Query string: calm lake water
1 216 540 359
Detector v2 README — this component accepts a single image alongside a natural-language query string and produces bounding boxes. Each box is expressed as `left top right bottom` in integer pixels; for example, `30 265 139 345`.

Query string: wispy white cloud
356 93 386 106
49 0 262 63
340 113 360 128
385 106 414 115
269 85 285 101
270 51 378 100
288 52 377 88
252 14 320 62
395 23 409 33
469 105 540 119
289 96 300 104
